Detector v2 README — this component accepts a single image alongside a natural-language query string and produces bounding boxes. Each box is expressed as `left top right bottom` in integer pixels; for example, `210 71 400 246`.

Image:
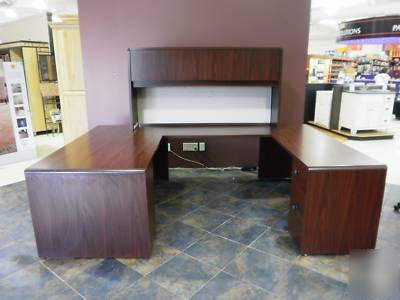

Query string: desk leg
153 137 169 180
258 137 292 179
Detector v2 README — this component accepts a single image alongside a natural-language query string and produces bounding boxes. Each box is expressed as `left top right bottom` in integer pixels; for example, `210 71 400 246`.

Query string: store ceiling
310 0 400 41
0 0 77 24
0 0 399 42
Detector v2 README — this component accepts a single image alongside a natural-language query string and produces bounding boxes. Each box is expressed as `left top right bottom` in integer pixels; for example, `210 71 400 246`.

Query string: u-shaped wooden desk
25 124 386 258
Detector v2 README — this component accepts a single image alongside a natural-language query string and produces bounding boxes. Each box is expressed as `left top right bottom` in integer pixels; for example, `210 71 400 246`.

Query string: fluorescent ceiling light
5 8 17 18
34 0 47 10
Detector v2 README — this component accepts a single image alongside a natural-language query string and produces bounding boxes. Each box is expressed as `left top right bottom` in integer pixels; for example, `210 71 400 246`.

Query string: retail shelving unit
328 57 354 83
307 55 354 83
0 41 50 133
356 56 389 77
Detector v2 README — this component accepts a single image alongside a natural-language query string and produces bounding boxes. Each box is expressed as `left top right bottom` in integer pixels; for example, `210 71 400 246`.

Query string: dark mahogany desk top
26 125 271 172
272 126 385 170
26 124 385 172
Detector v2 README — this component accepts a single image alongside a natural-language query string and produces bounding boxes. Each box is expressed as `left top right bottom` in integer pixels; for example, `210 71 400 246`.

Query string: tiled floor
0 168 399 299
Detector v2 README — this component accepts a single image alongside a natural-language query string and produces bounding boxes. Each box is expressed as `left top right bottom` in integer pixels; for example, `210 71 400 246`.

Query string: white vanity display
339 91 395 135
314 90 334 128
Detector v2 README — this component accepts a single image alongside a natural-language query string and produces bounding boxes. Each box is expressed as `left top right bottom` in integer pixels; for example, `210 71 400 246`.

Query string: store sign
337 16 400 44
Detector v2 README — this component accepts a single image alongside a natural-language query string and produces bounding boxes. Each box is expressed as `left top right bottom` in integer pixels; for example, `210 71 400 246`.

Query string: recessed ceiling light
5 8 17 18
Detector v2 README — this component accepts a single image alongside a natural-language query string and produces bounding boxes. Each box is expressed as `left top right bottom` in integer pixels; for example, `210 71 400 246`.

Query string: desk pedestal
26 169 154 258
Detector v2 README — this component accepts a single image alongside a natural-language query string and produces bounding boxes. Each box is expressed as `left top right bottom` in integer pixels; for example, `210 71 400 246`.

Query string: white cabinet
50 16 88 144
314 90 333 128
339 92 395 134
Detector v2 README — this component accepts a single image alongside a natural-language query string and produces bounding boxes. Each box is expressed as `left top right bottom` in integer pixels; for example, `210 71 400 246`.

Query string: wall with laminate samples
78 0 311 128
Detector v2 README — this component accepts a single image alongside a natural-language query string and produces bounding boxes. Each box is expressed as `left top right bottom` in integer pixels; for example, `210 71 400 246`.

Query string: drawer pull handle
293 169 299 175
292 204 299 210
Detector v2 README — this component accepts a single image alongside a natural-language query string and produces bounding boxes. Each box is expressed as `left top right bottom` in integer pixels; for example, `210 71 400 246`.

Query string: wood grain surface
25 124 387 257
130 48 282 86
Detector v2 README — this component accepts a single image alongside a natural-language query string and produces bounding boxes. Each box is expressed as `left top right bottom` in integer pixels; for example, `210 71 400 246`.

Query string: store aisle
0 133 64 187
344 120 400 185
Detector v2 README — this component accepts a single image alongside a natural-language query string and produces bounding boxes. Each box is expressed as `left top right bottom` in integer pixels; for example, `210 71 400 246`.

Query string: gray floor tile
206 194 249 215
0 190 29 215
272 264 347 300
112 276 181 300
156 195 200 220
155 208 176 231
185 187 225 206
64 258 142 299
118 241 180 275
380 204 400 223
41 258 101 279
199 179 241 193
213 217 267 245
0 211 35 246
191 169 255 184
181 207 231 231
0 174 395 300
272 181 291 196
376 238 400 251
0 241 38 280
251 229 299 261
271 210 289 231
236 203 284 227
0 262 80 300
225 248 292 291
156 221 206 251
294 255 349 284
192 271 275 300
385 184 400 206
154 180 195 203
377 219 400 246
0 181 26 198
185 234 246 268
232 182 277 200
254 195 290 213
149 253 219 298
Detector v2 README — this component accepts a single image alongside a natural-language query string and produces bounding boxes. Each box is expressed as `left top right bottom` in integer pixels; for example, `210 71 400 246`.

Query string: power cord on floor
169 149 208 168
168 146 258 172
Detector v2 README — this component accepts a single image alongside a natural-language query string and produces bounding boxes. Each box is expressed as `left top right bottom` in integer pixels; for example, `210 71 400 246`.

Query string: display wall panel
78 0 311 128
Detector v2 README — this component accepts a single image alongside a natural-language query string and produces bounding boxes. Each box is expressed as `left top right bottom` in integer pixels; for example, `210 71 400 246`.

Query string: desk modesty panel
25 124 386 258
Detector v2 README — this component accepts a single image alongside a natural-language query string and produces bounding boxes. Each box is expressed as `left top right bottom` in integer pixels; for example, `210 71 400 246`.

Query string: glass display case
38 54 57 82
